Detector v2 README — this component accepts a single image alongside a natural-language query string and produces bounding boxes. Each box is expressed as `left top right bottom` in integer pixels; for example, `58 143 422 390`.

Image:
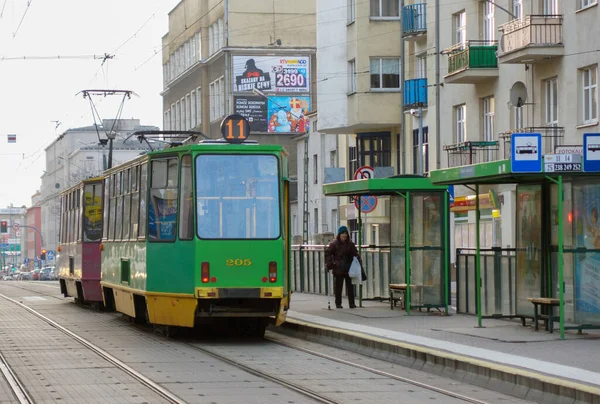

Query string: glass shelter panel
390 196 406 285
410 193 444 307
516 185 542 316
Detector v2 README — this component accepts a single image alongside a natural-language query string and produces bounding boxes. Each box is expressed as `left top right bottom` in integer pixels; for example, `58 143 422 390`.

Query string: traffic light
40 249 47 260
0 221 6 233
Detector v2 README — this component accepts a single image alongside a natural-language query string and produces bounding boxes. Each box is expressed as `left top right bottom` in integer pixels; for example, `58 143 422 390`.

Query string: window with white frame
348 0 356 22
454 11 466 46
545 78 558 126
190 90 196 128
185 94 191 130
582 66 598 124
370 0 400 17
512 0 522 19
579 0 597 10
416 53 427 79
370 57 401 89
196 87 202 125
170 104 175 130
543 0 558 14
209 77 225 121
454 104 466 143
483 97 495 141
348 59 356 93
175 101 181 131
218 18 224 49
208 25 214 55
482 1 495 41
181 97 187 131
164 111 170 131
313 154 318 184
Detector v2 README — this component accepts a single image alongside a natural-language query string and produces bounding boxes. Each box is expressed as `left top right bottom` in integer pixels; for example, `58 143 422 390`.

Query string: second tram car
57 177 105 307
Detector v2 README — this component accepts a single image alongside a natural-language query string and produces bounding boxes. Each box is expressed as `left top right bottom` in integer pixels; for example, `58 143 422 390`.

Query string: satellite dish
510 81 528 108
55 183 60 189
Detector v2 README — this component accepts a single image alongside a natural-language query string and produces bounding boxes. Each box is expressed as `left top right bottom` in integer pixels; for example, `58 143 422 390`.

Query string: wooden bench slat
527 297 560 304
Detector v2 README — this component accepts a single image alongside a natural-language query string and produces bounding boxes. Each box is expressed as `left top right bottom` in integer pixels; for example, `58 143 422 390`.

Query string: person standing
325 226 361 309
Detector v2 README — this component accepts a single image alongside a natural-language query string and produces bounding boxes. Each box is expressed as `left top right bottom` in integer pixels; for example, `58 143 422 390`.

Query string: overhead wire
12 0 32 38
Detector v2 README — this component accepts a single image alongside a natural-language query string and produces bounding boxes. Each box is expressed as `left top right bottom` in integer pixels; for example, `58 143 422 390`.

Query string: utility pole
303 135 309 244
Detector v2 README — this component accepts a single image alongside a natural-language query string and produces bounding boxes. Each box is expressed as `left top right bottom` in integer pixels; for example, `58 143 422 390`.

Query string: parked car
31 269 41 280
40 267 56 281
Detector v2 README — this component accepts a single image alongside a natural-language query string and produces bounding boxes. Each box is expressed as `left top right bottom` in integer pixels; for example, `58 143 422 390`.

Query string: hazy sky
0 0 180 208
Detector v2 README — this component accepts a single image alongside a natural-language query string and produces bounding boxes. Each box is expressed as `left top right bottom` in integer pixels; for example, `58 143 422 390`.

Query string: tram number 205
225 259 253 267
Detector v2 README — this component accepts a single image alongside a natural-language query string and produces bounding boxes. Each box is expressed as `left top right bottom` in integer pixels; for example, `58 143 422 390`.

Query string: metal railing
500 126 565 159
402 3 427 36
291 244 392 299
455 248 517 316
443 141 500 168
498 15 563 55
445 40 498 75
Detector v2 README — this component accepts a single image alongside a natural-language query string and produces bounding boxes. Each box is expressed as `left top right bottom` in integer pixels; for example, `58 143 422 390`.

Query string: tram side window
76 188 82 242
60 196 65 244
108 174 117 240
130 166 139 239
179 155 194 240
116 172 124 240
123 169 131 240
84 183 103 242
148 158 179 241
68 192 73 243
139 163 148 238
103 177 111 240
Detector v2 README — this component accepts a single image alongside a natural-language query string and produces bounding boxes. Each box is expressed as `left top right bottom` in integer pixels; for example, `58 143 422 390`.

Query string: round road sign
353 165 374 180
12 222 20 231
354 195 378 214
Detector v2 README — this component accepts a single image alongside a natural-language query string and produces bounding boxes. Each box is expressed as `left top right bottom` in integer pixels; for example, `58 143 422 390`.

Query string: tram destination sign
544 153 582 173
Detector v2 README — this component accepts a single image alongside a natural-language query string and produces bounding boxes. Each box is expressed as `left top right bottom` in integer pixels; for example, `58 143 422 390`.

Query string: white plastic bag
348 257 361 280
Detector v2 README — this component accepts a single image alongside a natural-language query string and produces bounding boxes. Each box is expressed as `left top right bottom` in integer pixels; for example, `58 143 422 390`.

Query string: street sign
354 195 378 214
583 133 600 172
12 222 20 231
447 185 454 204
46 250 55 261
511 133 542 173
353 165 374 180
544 162 582 172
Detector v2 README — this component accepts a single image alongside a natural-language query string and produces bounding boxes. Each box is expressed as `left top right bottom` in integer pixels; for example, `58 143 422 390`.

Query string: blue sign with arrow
46 250 55 261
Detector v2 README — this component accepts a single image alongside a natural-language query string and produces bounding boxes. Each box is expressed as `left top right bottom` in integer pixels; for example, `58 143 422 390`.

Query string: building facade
0 206 26 270
25 192 42 267
40 119 156 253
161 0 317 182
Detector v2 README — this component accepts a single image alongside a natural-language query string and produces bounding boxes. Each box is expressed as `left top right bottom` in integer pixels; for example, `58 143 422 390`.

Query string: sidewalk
282 292 600 392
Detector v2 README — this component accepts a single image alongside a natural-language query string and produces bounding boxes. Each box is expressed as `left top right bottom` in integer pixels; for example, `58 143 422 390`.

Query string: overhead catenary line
12 0 33 38
0 53 112 61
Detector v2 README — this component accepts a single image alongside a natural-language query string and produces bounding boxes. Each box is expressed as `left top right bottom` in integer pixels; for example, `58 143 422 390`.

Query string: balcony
500 126 565 158
444 141 500 168
443 41 499 84
402 3 427 38
497 15 564 64
404 78 427 110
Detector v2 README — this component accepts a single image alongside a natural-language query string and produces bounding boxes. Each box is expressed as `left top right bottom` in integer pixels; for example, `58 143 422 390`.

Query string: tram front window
196 154 280 239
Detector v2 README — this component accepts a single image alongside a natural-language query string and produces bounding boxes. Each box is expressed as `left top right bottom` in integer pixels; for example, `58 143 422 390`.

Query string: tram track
0 350 33 404
0 291 186 404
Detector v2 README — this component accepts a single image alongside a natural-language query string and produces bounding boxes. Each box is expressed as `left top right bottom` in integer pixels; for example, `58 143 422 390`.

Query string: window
196 87 202 125
190 90 196 128
512 0 522 19
582 66 598 124
148 158 179 241
454 11 466 46
359 133 392 167
102 177 111 240
348 0 356 23
330 150 337 167
313 154 318 184
196 154 280 239
122 169 131 240
483 97 495 142
181 97 186 130
543 0 557 14
210 77 225 121
348 145 358 180
130 166 139 239
208 25 214 55
370 0 399 17
416 53 427 79
482 1 495 41
170 104 175 131
139 163 148 238
314 208 319 234
164 111 170 131
370 58 400 90
348 59 357 94
454 104 466 143
580 0 597 9
545 78 558 126
413 127 429 174
175 101 181 131
179 155 194 240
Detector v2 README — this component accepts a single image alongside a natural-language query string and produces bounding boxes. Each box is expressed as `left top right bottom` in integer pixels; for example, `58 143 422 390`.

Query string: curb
273 318 600 404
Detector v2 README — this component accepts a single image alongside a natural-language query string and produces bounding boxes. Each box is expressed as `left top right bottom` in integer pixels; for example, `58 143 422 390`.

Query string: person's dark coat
325 237 361 276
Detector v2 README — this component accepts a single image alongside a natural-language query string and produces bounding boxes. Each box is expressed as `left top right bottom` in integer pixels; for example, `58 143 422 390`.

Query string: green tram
100 115 291 336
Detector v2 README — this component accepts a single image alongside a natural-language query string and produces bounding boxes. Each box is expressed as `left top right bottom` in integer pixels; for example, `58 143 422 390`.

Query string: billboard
234 95 310 133
233 56 310 94
233 96 268 132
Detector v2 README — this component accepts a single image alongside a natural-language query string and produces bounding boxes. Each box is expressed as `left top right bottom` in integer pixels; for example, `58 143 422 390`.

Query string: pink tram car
57 177 104 307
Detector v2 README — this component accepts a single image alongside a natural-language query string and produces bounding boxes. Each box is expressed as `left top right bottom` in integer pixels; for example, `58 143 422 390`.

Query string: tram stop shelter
429 136 600 340
322 176 451 314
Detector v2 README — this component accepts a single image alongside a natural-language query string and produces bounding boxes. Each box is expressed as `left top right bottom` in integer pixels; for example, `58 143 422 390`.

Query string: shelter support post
546 175 565 339
444 190 449 315
475 184 483 328
405 191 411 313
358 203 363 308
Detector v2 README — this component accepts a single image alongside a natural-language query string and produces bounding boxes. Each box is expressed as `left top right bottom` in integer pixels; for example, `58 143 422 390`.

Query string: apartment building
160 0 317 181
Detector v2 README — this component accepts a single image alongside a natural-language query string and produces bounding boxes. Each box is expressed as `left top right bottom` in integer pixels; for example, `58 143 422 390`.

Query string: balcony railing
498 15 563 58
404 78 428 109
402 3 427 37
443 141 500 168
445 41 498 75
500 126 565 159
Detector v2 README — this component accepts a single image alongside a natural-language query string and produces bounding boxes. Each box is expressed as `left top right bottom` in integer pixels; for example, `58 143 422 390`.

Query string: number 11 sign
221 114 252 144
